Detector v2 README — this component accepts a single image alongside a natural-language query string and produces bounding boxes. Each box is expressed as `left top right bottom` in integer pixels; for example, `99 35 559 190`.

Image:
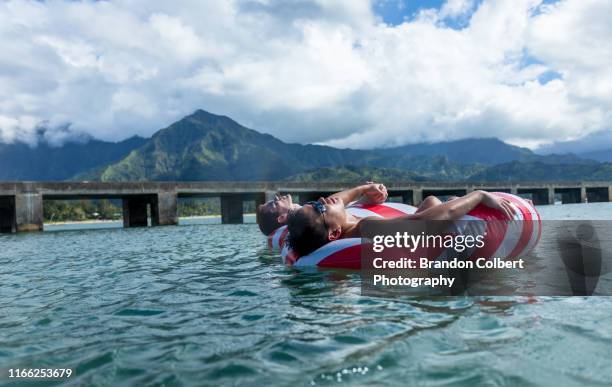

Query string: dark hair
256 203 282 235
286 207 329 257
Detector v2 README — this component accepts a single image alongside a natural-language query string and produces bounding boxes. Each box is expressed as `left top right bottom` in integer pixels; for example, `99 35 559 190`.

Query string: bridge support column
581 187 587 203
221 194 243 224
265 191 276 202
123 196 152 228
412 189 423 206
555 188 581 204
253 192 272 215
518 188 551 205
609 186 612 202
0 196 16 233
511 187 518 195
15 193 43 232
299 192 327 205
153 192 178 226
254 192 267 209
401 191 413 205
387 190 413 205
548 187 555 205
585 187 609 203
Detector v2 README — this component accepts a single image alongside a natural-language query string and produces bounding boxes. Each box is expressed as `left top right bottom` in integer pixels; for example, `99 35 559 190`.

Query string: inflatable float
267 201 417 252
268 193 541 270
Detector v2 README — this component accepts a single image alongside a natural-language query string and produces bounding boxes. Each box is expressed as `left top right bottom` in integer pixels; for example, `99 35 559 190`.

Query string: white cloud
0 114 38 144
439 0 475 19
0 0 610 151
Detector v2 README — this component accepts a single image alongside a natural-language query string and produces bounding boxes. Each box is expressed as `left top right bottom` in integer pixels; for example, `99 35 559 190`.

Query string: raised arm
328 183 387 205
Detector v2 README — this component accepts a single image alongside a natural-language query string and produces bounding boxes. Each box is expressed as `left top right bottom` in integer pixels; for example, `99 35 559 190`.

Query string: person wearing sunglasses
256 183 388 235
286 190 516 258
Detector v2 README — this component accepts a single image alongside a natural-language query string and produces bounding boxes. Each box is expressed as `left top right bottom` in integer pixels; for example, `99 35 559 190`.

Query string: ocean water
1 203 612 386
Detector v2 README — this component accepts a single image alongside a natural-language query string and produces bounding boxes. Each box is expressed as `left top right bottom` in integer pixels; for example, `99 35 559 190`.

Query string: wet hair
286 207 329 257
256 203 282 235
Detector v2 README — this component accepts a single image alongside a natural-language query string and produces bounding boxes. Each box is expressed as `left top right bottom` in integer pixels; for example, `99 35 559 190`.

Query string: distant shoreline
45 219 121 226
44 214 256 226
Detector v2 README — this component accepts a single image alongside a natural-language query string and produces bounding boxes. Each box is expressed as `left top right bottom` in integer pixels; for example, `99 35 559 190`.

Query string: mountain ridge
0 135 146 181
0 109 609 182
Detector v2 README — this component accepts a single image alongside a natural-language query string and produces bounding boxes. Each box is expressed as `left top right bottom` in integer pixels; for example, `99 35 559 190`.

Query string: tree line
43 198 256 222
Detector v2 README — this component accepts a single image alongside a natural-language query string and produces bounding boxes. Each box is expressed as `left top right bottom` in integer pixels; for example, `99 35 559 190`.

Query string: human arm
357 182 388 205
328 183 388 206
355 190 515 238
411 190 514 221
361 190 513 225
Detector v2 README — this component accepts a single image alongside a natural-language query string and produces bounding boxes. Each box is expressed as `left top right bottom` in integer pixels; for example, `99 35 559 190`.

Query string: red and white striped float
270 193 541 270
267 202 417 252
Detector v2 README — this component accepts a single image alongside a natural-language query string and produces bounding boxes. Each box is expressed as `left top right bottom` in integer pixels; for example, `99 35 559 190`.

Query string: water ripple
1 214 612 385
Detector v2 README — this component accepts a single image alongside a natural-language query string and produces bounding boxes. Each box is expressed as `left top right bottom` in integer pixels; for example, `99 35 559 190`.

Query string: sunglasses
306 201 328 231
264 194 281 208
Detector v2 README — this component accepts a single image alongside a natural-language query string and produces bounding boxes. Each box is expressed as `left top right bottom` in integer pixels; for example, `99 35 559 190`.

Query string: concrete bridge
1 181 611 233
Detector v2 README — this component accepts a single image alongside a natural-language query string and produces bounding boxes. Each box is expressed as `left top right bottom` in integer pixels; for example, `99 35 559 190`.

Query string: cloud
439 0 475 19
538 129 612 154
0 0 610 150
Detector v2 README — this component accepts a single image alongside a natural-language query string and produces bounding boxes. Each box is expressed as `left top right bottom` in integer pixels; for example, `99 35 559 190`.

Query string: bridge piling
554 188 582 204
548 187 555 205
298 192 333 205
122 193 178 228
15 193 43 232
0 196 16 233
154 192 178 226
221 194 244 224
264 191 276 202
122 196 152 228
518 188 553 205
387 190 413 205
401 190 413 205
586 187 609 203
412 189 423 206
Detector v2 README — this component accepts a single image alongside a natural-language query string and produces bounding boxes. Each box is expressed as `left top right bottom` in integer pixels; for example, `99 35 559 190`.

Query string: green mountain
285 166 429 182
99 110 368 181
383 138 533 165
580 149 612 163
0 135 146 180
96 110 530 181
1 109 609 182
469 161 612 181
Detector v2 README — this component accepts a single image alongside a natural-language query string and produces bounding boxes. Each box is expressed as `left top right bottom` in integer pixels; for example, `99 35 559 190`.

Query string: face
264 194 300 222
316 196 346 228
303 196 347 239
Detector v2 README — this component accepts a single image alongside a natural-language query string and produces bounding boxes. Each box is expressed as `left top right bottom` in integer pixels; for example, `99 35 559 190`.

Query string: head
256 194 300 235
286 196 347 257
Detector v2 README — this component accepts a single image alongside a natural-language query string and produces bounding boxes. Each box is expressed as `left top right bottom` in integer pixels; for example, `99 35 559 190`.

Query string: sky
0 0 611 152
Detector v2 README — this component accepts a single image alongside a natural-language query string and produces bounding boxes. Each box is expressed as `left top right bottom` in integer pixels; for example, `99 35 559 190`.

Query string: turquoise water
1 203 612 386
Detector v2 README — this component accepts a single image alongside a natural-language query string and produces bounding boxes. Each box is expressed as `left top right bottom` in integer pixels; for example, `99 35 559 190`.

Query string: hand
362 183 388 204
479 191 515 219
